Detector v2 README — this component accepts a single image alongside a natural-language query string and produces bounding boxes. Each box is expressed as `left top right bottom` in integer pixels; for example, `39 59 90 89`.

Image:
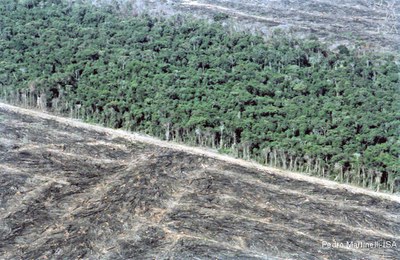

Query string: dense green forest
1 0 399 191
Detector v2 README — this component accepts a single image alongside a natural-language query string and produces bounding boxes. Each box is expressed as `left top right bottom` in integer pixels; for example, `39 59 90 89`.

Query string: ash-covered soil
165 0 399 52
0 105 399 259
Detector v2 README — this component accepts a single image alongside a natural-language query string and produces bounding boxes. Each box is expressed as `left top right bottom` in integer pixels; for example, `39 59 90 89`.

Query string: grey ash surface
167 0 400 53
0 107 399 259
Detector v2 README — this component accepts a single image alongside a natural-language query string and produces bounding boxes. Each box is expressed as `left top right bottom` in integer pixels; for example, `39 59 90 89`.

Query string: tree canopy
1 0 399 192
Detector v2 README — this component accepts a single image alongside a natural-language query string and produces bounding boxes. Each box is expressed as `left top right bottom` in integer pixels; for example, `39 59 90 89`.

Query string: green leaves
1 0 399 190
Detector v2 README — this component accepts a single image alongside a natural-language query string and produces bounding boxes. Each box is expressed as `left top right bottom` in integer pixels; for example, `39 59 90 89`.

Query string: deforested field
166 0 400 52
0 103 399 259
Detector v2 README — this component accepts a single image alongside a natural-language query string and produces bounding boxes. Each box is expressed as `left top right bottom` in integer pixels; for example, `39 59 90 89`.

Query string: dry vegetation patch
0 104 399 259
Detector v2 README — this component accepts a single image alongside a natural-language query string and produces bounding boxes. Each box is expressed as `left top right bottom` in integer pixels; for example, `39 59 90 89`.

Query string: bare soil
169 0 400 53
0 103 399 259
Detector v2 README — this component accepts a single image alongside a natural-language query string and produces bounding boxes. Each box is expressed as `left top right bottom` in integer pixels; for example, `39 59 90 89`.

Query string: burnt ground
155 0 400 53
0 104 399 260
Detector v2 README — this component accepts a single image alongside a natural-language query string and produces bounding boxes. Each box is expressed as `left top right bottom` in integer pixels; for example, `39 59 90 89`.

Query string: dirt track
0 103 399 259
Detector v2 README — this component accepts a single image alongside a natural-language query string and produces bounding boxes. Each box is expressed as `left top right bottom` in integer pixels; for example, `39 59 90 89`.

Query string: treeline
1 0 399 192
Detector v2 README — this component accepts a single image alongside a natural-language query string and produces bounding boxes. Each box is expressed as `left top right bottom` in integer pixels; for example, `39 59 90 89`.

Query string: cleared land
0 103 399 259
167 0 399 52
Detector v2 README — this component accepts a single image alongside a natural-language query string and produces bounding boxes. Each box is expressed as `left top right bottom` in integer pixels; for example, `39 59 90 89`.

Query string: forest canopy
0 0 399 192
